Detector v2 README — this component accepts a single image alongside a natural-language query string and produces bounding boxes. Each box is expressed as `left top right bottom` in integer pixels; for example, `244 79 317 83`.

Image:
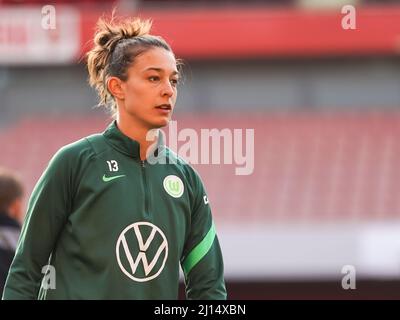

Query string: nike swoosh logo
102 174 126 182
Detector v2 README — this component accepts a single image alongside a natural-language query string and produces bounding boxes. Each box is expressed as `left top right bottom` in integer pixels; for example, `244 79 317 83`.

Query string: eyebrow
143 67 180 76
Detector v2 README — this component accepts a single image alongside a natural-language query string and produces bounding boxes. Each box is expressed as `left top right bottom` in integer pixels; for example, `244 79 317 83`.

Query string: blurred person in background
0 167 23 295
2 15 226 300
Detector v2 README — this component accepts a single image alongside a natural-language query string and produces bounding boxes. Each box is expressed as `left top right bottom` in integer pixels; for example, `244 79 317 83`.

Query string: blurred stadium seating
2 112 400 224
1 0 400 299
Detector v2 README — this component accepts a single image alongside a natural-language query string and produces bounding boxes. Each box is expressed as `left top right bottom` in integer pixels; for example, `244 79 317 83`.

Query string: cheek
124 84 143 104
127 82 154 99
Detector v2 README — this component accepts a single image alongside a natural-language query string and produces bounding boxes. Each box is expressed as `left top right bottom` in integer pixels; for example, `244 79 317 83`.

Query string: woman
3 16 226 300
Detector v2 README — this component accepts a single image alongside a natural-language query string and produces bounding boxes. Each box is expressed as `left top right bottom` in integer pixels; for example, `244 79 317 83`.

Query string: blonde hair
86 15 175 115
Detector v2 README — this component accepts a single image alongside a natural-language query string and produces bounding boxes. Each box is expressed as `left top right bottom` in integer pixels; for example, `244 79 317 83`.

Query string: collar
102 120 165 160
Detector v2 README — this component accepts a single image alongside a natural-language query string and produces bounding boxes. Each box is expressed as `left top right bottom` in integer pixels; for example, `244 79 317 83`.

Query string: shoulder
163 148 210 214
48 134 100 171
164 147 204 190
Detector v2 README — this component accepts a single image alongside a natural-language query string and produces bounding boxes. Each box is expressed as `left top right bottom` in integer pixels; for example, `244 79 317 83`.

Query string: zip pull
141 160 145 168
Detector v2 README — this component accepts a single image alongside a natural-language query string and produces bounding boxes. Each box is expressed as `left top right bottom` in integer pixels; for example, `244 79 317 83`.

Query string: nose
161 80 174 97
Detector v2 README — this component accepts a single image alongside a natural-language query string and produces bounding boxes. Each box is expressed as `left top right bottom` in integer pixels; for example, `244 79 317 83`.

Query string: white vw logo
116 222 168 282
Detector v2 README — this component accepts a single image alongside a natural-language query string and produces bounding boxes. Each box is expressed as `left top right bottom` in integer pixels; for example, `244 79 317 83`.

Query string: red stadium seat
1 113 400 224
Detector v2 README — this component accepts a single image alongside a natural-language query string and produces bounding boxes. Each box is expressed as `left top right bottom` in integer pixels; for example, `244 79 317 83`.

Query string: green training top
2 121 227 300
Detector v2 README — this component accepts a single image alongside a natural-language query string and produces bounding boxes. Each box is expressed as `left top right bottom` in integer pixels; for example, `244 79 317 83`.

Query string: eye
148 76 160 82
170 78 179 87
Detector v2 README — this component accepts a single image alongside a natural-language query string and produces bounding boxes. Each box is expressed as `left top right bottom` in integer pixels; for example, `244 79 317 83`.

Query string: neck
116 114 159 161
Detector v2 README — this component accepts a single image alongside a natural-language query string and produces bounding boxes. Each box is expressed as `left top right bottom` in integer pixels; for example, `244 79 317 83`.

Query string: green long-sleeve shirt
2 121 226 300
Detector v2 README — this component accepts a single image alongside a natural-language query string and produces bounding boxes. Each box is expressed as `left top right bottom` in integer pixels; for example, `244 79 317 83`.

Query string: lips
155 104 172 110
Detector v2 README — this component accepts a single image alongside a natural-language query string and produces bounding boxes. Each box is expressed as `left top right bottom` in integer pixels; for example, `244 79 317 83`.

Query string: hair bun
98 33 111 47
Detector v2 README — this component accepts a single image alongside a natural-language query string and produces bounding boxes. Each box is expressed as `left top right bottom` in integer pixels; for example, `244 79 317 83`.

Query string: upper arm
180 168 227 300
2 145 75 299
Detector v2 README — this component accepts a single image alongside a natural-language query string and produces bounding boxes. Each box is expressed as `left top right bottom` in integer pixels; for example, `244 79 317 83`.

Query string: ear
107 76 125 100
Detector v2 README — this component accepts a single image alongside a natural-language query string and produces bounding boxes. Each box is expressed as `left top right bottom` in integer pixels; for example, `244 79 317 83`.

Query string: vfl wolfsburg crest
163 175 184 198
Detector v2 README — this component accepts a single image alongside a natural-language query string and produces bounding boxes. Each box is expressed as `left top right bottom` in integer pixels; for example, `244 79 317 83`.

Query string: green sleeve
2 146 73 300
180 169 227 300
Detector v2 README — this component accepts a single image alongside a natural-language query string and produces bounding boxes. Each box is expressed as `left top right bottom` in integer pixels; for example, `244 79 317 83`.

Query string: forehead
131 47 178 74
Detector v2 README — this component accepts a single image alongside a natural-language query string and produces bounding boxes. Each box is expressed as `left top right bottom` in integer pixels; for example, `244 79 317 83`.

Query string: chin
151 118 170 129
151 120 169 129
